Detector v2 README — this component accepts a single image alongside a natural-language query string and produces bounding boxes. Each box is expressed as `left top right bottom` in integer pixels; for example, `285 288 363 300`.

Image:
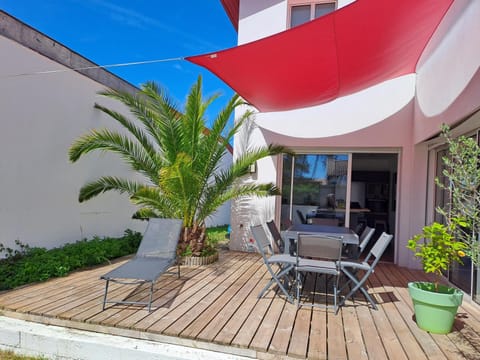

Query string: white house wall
414 0 480 142
0 35 146 251
230 0 480 268
238 1 287 45
238 0 355 45
231 0 417 257
255 74 416 138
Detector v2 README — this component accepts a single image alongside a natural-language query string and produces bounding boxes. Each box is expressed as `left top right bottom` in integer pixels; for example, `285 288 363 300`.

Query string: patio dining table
281 224 359 256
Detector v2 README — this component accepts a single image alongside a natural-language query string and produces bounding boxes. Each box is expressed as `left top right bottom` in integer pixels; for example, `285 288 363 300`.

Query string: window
281 153 348 227
289 1 336 28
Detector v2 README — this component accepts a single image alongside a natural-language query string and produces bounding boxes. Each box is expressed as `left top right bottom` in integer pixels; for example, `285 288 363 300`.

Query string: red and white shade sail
187 0 454 112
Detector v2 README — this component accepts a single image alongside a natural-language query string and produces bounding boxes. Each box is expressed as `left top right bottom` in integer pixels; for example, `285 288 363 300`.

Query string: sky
0 0 237 123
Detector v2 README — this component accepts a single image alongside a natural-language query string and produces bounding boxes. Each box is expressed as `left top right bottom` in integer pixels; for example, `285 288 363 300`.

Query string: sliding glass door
281 152 398 261
281 154 348 229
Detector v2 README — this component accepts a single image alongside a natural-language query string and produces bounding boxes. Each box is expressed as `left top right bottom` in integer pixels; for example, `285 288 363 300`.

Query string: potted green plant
407 124 480 334
407 219 467 334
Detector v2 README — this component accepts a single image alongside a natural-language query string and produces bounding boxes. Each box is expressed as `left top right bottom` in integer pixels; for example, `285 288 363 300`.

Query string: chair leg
340 282 377 310
339 269 377 310
102 280 110 310
333 285 337 314
259 265 294 302
296 271 301 308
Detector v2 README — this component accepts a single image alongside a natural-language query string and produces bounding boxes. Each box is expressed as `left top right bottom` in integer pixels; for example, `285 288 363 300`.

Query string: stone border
0 315 254 360
180 252 219 266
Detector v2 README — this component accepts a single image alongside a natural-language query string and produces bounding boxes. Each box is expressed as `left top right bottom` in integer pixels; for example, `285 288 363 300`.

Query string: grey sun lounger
101 218 183 312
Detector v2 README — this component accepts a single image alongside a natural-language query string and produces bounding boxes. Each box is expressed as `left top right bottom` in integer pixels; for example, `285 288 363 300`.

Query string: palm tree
69 76 289 256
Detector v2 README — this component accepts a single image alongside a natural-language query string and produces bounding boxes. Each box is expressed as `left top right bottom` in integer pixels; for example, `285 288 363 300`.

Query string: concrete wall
205 150 233 228
0 34 145 251
0 12 232 252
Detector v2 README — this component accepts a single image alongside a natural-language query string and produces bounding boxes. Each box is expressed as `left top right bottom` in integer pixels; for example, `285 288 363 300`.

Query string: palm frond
93 102 158 160
231 144 291 177
131 186 181 219
194 94 240 179
132 208 161 219
69 129 159 181
197 181 280 222
78 176 141 202
158 153 204 224
139 82 184 154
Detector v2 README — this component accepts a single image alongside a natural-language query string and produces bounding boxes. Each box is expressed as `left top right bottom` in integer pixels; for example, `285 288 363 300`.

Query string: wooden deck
1 250 480 359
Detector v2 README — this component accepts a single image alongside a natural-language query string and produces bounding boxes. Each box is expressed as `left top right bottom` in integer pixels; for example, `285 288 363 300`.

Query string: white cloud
82 0 222 51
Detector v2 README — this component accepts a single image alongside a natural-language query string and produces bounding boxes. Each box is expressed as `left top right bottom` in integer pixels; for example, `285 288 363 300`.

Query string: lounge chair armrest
339 260 370 271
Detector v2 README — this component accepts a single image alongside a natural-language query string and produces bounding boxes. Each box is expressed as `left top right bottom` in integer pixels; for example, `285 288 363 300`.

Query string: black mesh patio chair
266 220 285 253
296 210 307 224
251 224 296 302
295 233 344 314
343 226 375 260
101 218 183 312
358 226 376 256
338 231 393 310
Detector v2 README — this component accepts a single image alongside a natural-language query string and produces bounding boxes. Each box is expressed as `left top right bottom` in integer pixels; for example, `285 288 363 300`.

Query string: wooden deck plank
90 267 203 327
116 252 250 331
307 308 328 360
1 252 480 359
71 258 231 324
398 267 478 360
447 330 480 360
341 305 368 360
399 267 480 360
180 257 264 340
353 306 386 360
146 255 255 335
0 262 119 304
381 264 449 360
67 270 186 321
171 257 263 338
0 266 109 310
368 272 412 360
229 290 274 349
435 332 477 360
248 295 285 352
268 300 297 355
111 266 221 328
198 266 267 343
212 268 271 345
287 307 310 358
82 273 184 324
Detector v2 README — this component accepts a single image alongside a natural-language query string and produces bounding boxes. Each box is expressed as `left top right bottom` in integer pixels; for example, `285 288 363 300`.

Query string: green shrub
0 226 229 290
206 225 228 245
0 230 141 290
201 225 228 257
0 350 46 360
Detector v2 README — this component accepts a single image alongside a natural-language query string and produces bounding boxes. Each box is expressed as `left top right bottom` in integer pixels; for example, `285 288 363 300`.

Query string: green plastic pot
408 281 463 334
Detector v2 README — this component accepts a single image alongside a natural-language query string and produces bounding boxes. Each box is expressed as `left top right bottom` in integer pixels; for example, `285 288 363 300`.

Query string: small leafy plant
180 225 228 257
407 219 467 292
0 230 142 290
436 124 480 261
